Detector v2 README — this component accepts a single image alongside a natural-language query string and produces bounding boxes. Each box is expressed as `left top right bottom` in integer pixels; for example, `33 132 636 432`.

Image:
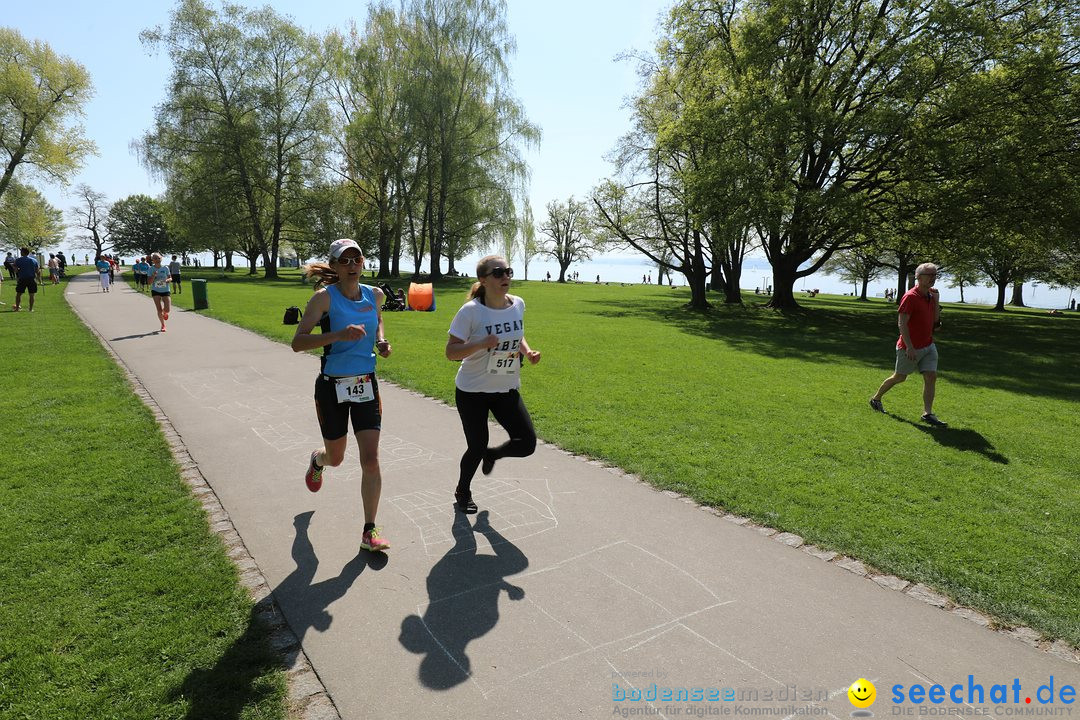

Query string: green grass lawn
145 267 1080 648
0 270 287 719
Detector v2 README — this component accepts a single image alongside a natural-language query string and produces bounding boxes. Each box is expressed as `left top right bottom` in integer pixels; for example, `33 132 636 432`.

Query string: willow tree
404 0 539 279
139 0 330 278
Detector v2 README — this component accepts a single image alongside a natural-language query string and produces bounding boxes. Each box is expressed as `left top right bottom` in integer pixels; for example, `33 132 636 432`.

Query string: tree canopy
0 27 95 202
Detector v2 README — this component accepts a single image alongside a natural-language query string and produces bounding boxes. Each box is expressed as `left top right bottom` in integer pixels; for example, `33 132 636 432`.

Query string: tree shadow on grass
582 297 1080 402
887 415 1009 464
398 510 528 690
172 511 386 719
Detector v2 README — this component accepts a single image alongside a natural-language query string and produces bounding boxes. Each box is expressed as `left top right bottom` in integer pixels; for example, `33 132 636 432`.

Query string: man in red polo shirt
869 262 946 426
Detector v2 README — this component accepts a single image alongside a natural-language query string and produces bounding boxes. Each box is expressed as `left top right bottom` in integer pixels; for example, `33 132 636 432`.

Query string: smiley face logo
848 678 876 709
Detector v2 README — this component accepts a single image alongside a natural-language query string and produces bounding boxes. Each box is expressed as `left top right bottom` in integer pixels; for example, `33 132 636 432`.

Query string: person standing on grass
445 255 541 514
291 239 393 553
169 255 182 294
4 252 15 279
47 254 60 284
869 262 947 427
148 253 172 332
95 255 112 292
13 247 41 312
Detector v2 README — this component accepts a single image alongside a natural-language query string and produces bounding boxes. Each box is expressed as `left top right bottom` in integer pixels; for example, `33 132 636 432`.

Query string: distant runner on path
95 255 112 293
445 255 541 514
148 253 172 332
291 239 393 553
869 262 946 427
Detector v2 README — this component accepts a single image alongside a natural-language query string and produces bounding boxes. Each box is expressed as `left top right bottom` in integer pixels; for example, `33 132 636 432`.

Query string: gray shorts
895 343 938 375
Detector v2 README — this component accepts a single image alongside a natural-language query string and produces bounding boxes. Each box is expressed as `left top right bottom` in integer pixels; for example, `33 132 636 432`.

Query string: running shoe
921 413 948 427
360 527 390 552
455 490 478 514
481 451 495 475
304 450 323 492
163 311 169 321
869 397 885 413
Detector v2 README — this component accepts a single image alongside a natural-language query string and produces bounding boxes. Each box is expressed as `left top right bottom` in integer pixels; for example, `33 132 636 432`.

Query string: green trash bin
191 279 209 310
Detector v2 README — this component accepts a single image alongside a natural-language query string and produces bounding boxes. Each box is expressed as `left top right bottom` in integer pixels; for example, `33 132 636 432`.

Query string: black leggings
455 387 536 492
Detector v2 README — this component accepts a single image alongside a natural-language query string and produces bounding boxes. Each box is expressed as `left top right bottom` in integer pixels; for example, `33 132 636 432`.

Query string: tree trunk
766 262 800 309
1010 282 1025 307
958 282 965 303
390 221 401 278
557 261 569 282
224 251 235 272
994 280 1008 311
686 232 710 310
859 276 869 301
687 272 709 309
896 268 909 304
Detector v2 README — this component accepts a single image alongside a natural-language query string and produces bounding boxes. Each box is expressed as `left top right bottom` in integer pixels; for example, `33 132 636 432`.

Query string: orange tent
407 282 436 311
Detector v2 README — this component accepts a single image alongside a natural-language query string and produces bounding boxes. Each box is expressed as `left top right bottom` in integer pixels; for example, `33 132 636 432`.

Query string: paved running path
66 273 1076 719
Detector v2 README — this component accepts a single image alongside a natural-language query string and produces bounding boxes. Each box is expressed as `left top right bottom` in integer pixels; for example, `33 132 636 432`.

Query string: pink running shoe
304 451 323 492
360 527 390 552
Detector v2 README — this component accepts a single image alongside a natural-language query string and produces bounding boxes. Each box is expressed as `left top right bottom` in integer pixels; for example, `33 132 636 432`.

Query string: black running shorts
314 374 382 440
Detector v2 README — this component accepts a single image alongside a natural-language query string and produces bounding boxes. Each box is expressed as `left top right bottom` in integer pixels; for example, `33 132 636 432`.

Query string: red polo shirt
896 287 935 350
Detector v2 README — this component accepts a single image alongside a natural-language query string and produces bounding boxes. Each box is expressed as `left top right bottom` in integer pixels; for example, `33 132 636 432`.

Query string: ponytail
468 281 485 301
303 261 339 287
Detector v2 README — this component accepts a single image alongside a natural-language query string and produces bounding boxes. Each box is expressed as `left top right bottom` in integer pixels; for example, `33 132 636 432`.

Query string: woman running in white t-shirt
148 253 172 332
445 255 541 513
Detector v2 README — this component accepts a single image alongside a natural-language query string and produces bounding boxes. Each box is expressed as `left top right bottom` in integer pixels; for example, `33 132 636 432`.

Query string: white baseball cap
328 238 362 259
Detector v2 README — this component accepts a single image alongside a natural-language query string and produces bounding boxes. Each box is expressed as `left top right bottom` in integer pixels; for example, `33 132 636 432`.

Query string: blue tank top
322 284 378 376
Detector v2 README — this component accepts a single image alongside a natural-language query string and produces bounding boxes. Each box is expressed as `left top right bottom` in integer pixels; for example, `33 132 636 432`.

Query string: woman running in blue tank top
291 239 393 552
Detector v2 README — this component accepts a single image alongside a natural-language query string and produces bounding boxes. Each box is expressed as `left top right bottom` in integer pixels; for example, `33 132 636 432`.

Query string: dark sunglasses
335 256 363 266
483 267 514 279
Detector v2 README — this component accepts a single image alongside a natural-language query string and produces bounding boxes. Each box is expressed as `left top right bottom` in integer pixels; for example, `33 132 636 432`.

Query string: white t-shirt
448 295 526 392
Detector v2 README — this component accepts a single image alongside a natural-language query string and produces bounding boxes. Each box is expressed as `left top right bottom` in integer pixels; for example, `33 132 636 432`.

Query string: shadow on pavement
172 511 386 719
110 332 162 341
399 510 529 689
888 415 1009 464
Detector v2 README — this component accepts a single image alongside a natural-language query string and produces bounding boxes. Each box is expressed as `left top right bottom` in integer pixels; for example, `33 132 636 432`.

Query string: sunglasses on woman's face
336 256 363 266
484 267 513 279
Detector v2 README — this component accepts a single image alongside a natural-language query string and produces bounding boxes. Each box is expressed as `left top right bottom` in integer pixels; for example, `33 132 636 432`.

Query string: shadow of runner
889 415 1009 464
399 510 529 690
109 332 163 341
173 511 386 719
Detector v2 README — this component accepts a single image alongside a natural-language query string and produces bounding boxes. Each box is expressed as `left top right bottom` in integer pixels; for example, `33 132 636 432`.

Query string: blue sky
8 0 672 242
